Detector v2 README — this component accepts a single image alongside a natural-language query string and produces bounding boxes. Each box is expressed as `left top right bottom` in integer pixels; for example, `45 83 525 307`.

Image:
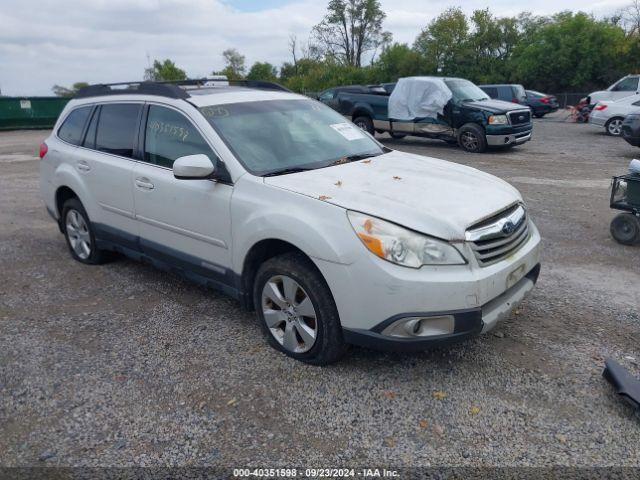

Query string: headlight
488 114 508 125
347 211 466 268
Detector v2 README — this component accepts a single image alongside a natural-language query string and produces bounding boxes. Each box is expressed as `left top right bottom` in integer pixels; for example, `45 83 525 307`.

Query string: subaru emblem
502 221 516 235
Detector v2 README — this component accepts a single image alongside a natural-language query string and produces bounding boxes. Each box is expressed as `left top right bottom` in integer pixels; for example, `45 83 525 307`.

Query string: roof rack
74 77 291 99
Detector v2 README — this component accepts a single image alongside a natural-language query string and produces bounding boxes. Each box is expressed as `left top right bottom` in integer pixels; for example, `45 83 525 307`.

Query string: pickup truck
320 77 533 153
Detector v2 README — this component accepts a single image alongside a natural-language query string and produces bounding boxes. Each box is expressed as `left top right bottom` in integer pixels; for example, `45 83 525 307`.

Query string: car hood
462 99 526 113
264 150 523 240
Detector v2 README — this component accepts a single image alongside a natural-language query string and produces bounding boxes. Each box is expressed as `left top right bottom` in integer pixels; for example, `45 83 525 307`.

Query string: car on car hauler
39 78 542 364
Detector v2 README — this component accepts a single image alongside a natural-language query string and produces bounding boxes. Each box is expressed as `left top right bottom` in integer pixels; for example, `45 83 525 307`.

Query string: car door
609 77 639 101
132 103 234 286
78 102 141 245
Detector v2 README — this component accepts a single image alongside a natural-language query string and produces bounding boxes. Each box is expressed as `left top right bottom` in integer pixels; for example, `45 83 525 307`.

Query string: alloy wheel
461 131 479 151
65 209 92 260
261 275 318 353
608 119 623 136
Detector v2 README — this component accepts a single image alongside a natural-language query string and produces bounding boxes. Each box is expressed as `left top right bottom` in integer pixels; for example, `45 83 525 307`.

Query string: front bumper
315 221 542 350
342 264 540 352
486 130 532 146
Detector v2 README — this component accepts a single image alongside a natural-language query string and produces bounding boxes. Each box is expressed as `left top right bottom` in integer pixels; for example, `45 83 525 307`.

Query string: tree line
53 0 640 97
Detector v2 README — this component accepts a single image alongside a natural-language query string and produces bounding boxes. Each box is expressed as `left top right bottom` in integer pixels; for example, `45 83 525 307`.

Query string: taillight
39 142 48 159
540 97 550 104
594 104 608 111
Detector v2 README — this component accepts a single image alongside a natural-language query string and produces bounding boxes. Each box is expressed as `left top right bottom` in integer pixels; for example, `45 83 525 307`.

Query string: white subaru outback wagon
40 79 541 365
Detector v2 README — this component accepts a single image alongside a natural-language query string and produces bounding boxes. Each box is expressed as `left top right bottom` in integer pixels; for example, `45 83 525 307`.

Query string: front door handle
135 177 154 190
77 161 91 172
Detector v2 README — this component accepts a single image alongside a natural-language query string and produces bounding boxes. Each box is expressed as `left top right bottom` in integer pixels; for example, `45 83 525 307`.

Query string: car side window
482 87 499 99
633 100 640 106
144 105 217 169
95 103 142 158
57 106 92 145
613 77 639 92
319 90 335 101
83 106 99 149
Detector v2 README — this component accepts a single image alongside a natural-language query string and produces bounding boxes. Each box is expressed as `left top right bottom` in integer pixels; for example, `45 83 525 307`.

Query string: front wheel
457 124 487 153
534 112 545 118
253 253 347 365
610 213 640 245
390 132 406 139
606 117 624 136
353 116 375 135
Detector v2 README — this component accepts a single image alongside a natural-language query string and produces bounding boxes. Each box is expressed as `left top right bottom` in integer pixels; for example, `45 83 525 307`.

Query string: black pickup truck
318 77 533 153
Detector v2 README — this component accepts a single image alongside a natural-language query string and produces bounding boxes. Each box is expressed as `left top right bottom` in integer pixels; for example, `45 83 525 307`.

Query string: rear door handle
135 177 154 190
77 161 91 172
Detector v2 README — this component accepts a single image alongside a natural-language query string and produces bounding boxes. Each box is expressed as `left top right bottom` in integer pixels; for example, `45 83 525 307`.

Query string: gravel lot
1 114 640 470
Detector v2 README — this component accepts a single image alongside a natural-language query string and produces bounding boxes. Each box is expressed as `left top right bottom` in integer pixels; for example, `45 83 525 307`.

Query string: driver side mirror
173 154 215 180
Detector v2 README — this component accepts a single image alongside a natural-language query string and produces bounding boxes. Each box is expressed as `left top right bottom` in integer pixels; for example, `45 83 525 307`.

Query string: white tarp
388 77 453 121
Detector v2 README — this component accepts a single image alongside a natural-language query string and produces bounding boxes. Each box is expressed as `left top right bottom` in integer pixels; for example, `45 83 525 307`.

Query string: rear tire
353 116 375 136
606 117 624 136
61 198 108 264
610 213 640 245
458 124 487 153
253 252 347 365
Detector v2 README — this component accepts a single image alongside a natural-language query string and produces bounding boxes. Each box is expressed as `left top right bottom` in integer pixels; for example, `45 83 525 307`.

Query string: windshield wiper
327 152 382 167
262 167 313 177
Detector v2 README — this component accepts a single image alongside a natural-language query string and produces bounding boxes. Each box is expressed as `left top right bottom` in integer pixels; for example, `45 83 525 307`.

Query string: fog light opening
382 315 455 338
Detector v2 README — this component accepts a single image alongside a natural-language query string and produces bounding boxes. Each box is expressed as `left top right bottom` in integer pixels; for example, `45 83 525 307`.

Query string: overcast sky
0 0 628 96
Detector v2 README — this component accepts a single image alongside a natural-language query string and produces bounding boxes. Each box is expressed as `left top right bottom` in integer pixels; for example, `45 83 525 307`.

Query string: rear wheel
353 116 374 135
253 253 347 365
62 198 108 264
606 117 624 136
458 124 487 153
610 213 640 245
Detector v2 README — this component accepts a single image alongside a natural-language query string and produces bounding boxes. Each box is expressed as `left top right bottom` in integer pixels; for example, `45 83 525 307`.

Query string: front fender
231 178 358 275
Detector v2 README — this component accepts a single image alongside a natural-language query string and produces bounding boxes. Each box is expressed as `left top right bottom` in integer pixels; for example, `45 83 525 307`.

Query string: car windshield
445 79 489 102
200 99 385 175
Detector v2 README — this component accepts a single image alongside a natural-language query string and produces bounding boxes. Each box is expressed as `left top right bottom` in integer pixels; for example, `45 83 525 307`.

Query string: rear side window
58 106 92 145
481 87 499 99
144 105 217 168
613 77 639 92
83 107 99 149
95 103 142 158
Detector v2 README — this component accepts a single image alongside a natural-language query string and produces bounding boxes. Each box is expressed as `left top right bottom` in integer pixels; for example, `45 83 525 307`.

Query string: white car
39 79 542 364
589 94 640 136
588 75 640 106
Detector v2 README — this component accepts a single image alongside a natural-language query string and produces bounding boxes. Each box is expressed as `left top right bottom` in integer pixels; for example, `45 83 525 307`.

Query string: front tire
353 116 375 136
606 117 624 136
610 213 640 245
253 253 346 365
62 198 107 264
534 112 545 118
458 124 487 153
390 132 406 139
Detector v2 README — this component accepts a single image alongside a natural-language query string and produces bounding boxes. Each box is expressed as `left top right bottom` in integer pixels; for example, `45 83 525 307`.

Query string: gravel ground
1 114 640 470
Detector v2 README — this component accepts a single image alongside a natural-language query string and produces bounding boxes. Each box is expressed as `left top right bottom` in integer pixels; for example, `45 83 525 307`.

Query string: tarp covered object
388 77 452 121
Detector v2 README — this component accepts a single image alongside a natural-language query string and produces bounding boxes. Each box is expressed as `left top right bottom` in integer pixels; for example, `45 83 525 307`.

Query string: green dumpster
0 97 70 130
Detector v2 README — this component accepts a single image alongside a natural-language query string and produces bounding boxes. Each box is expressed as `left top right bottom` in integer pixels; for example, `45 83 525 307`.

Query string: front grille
466 205 531 266
508 110 531 125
